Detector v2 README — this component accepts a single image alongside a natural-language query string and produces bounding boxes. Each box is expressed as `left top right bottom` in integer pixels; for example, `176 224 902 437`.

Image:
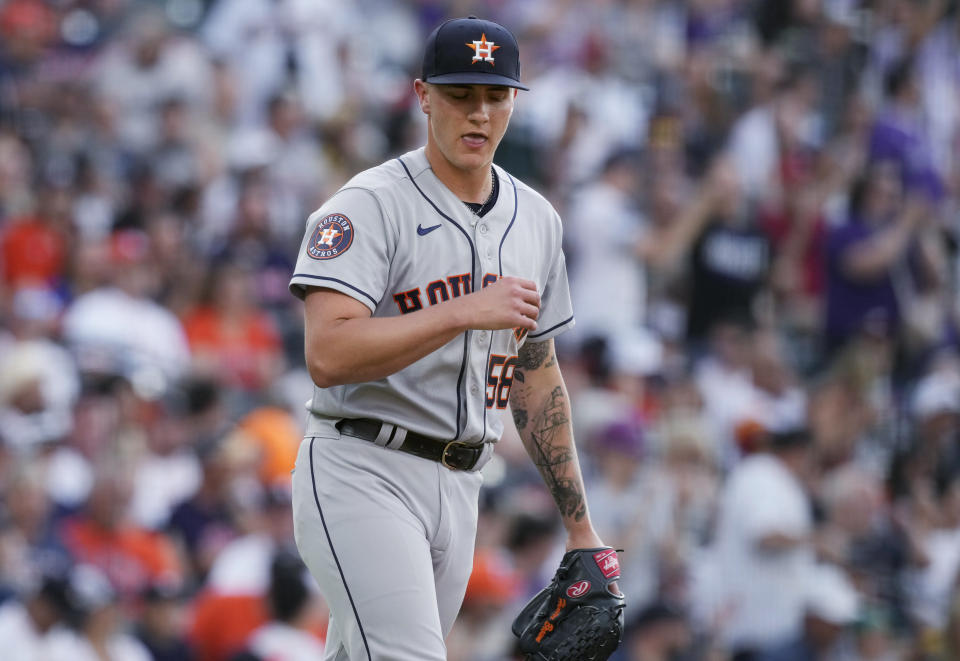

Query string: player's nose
466 98 490 122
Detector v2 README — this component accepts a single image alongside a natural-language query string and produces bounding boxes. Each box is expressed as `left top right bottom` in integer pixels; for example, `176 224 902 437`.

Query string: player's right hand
462 276 540 331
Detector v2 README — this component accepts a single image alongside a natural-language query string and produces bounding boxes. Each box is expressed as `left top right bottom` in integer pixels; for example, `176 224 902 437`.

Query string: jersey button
470 384 479 395
485 248 493 260
479 224 488 234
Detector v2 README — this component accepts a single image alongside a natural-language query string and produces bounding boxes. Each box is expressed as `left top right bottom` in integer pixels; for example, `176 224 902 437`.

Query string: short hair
268 550 309 623
769 427 813 451
884 59 915 99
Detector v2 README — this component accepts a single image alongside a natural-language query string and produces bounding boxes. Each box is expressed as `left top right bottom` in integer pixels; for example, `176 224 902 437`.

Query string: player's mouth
461 132 488 148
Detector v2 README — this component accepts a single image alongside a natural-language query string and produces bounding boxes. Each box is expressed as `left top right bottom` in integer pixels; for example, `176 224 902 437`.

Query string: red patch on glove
566 580 591 598
593 549 620 579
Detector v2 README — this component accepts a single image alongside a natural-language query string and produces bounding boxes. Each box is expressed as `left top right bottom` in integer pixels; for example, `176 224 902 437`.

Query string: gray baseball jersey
289 146 574 444
289 147 574 661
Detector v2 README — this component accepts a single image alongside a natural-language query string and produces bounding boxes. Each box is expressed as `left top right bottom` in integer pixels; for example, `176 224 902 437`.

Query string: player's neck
424 143 493 204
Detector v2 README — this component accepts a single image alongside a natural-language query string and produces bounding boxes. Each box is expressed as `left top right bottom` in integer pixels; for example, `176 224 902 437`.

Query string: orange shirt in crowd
188 590 328 661
189 591 268 661
182 307 282 390
237 407 300 486
1 216 65 287
61 518 183 600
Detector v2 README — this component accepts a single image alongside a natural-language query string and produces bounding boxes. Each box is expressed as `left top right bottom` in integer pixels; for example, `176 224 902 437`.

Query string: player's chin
454 146 491 168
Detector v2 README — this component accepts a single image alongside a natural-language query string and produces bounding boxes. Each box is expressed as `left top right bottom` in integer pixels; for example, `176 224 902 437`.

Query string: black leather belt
335 418 484 471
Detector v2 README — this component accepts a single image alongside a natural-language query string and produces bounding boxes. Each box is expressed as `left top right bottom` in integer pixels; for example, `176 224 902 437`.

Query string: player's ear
414 80 431 115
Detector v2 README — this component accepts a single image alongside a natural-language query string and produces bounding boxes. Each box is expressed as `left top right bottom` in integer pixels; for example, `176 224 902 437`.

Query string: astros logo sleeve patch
307 214 354 260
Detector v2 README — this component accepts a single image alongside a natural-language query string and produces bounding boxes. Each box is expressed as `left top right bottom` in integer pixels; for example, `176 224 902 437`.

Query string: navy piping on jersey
481 172 520 442
481 332 495 442
528 315 575 339
498 174 519 277
307 437 372 661
397 157 475 440
292 274 379 309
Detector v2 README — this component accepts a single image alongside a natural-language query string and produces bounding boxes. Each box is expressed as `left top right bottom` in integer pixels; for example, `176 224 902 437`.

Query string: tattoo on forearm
512 407 528 431
523 385 586 522
518 340 552 370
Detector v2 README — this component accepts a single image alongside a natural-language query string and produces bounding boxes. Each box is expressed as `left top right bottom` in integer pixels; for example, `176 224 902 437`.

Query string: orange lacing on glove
535 597 567 642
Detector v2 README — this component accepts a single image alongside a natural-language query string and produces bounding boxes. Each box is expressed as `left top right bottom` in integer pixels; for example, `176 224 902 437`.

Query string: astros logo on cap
307 213 354 260
467 33 499 65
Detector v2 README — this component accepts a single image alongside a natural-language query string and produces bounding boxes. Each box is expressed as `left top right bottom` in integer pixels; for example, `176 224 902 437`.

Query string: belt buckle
441 441 472 470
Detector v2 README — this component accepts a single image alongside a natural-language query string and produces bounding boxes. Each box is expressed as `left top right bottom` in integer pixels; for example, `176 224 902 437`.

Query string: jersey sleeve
289 187 392 312
527 243 575 342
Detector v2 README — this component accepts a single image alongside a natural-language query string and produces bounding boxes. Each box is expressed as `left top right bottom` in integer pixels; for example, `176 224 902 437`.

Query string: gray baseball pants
292 432 483 660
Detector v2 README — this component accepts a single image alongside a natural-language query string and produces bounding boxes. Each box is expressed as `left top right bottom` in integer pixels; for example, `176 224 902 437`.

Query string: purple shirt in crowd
870 109 944 202
825 219 901 348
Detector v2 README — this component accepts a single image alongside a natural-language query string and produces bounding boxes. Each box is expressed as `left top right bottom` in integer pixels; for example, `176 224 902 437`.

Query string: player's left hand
512 547 626 660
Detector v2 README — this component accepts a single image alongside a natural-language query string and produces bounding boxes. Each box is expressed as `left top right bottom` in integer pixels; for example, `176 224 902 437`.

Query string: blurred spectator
189 485 294 661
44 564 152 661
704 428 816 658
824 162 938 357
166 436 245 584
566 148 647 343
585 418 663 607
181 260 284 394
684 159 771 344
0 571 72 658
59 470 183 604
0 339 78 451
694 315 758 459
903 473 960 638
238 550 326 661
447 549 521 661
201 0 360 126
0 185 68 291
235 406 300 487
133 583 195 661
524 31 649 186
127 399 202 531
624 601 693 661
757 563 860 661
504 510 560 602
728 64 821 204
62 230 191 399
93 7 212 154
262 92 330 237
151 96 213 192
748 330 808 431
0 461 72 597
869 58 944 203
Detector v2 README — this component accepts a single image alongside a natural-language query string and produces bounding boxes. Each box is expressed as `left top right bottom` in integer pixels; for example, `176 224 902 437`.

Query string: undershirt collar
462 167 499 218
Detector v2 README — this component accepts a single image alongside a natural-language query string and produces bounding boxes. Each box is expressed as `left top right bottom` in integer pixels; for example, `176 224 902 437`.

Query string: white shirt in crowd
906 527 960 630
566 179 648 342
0 600 62 661
708 453 814 651
62 287 190 395
44 627 152 661
128 450 202 530
247 622 325 661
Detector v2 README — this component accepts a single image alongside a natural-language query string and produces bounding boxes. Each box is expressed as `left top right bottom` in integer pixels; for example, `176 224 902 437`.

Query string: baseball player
289 16 619 660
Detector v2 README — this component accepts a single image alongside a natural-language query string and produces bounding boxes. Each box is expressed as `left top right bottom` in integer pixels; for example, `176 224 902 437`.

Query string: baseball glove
511 547 625 661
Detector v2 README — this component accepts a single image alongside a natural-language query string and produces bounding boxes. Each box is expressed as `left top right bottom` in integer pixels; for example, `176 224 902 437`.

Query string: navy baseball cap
421 16 529 91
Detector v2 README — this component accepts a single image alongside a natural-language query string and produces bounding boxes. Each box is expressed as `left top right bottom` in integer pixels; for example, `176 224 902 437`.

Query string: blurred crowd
3 0 960 660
